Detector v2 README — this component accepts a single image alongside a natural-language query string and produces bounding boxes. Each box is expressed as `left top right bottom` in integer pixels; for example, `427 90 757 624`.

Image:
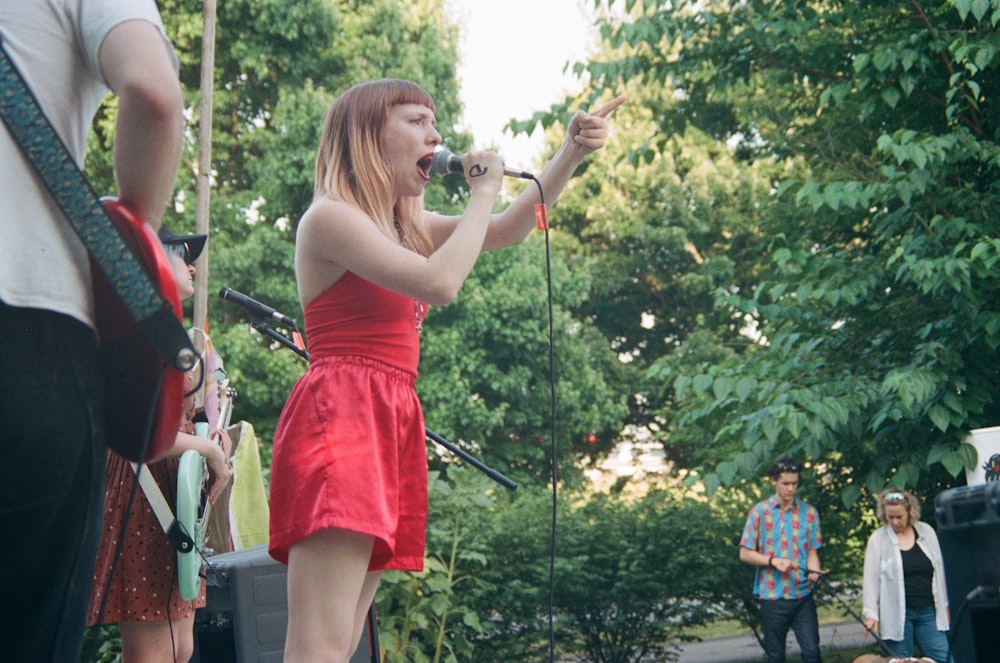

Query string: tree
463 480 751 663
419 234 630 484
521 80 785 469
538 0 1000 505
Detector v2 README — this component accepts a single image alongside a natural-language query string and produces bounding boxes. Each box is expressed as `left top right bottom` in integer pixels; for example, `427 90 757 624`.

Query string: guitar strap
130 463 196 554
0 42 195 371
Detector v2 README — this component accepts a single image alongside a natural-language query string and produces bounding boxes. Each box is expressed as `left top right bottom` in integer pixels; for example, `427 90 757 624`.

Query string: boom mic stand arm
251 319 309 361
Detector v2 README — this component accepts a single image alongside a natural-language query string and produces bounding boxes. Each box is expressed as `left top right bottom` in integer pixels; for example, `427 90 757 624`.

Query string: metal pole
192 0 217 352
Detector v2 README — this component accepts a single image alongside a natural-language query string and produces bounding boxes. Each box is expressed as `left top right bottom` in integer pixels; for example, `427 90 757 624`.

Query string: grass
684 595 863 640
673 597 881 662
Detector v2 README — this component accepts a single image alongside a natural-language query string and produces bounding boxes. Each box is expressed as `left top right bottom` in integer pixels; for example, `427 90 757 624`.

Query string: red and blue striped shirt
740 496 822 600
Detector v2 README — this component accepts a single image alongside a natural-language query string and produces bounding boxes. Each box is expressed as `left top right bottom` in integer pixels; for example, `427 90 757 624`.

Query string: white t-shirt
0 0 176 330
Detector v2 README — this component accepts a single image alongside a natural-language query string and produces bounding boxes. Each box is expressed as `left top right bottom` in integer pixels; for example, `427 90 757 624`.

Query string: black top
900 539 934 609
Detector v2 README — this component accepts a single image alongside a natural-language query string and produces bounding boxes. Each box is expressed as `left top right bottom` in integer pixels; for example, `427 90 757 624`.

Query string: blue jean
760 593 822 663
0 306 107 663
882 605 954 663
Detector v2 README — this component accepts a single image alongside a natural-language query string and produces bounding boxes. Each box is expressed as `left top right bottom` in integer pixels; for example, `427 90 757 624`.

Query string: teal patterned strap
0 44 194 370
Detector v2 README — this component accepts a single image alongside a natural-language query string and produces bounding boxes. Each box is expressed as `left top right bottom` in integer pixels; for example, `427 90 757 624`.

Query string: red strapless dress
268 272 428 571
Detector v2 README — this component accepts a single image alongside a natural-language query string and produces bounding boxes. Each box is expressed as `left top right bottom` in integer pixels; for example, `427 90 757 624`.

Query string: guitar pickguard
177 447 209 601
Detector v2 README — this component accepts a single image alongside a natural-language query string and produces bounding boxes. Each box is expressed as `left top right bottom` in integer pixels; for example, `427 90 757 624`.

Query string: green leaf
717 461 738 485
972 0 991 22
928 404 952 432
713 376 734 400
841 484 862 508
940 450 967 477
736 377 757 401
882 87 902 108
693 374 714 395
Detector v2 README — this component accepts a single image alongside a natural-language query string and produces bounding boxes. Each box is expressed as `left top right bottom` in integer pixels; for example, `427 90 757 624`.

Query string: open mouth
417 155 433 180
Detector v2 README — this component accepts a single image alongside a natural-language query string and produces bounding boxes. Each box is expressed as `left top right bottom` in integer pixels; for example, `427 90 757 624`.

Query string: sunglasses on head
775 459 800 473
884 491 907 503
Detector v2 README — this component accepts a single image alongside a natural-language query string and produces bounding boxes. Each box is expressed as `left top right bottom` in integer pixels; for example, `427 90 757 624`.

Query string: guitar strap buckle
166 521 196 554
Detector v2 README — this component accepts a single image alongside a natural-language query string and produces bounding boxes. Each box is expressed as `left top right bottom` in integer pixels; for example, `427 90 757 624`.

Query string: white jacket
862 521 950 640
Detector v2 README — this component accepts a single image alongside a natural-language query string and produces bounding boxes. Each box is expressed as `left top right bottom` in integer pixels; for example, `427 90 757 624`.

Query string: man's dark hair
768 456 801 480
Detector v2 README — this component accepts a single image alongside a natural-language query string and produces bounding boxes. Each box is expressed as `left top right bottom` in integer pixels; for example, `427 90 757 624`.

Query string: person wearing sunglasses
87 226 232 663
861 489 953 662
740 456 825 663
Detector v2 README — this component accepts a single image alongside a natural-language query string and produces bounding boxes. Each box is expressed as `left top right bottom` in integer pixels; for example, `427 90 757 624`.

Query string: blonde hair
875 489 921 525
313 79 436 256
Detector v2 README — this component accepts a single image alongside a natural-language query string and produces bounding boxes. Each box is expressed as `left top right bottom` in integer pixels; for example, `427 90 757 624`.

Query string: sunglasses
884 491 907 503
165 242 192 265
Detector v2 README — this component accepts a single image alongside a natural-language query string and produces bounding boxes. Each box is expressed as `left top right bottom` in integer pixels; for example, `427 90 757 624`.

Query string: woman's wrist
767 553 775 568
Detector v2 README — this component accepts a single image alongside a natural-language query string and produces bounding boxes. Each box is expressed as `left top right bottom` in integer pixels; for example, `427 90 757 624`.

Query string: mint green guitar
176 382 234 601
176 444 208 601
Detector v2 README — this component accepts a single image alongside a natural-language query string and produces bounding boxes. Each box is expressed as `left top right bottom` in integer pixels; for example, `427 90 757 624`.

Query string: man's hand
771 556 797 574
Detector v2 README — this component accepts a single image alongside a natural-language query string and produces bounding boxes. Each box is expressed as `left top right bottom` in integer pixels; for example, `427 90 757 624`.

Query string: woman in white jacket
862 489 953 662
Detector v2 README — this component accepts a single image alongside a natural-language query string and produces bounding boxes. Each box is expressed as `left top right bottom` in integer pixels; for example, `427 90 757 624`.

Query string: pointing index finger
591 94 628 119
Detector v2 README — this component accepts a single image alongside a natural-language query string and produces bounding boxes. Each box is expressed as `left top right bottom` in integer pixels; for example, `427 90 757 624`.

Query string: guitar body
94 198 185 463
177 440 209 601
176 374 236 598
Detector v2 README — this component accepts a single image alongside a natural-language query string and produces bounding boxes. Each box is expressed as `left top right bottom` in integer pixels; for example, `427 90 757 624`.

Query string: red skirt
268 355 427 571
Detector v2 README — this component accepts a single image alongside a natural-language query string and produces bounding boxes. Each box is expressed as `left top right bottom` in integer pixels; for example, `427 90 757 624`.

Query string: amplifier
191 544 378 663
936 482 1000 530
935 483 1000 663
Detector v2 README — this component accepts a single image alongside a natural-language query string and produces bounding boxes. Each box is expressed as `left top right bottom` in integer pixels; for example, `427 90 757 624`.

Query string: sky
449 0 597 170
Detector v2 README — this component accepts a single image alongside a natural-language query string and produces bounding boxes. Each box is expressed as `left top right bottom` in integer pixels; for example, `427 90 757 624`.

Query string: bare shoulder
298 197 356 237
294 198 362 303
297 198 372 253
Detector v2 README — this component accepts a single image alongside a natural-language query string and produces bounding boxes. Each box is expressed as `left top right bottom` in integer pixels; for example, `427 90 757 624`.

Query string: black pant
760 593 822 663
0 306 107 662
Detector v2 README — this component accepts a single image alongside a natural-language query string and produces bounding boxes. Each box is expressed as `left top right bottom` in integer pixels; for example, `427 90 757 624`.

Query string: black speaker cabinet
191 544 378 663
935 482 1000 663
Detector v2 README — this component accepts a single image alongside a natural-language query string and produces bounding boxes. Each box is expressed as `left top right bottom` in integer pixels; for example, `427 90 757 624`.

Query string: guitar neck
218 387 236 432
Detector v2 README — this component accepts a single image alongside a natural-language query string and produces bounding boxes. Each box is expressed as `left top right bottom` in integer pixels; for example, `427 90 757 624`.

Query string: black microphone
219 287 298 329
431 147 534 180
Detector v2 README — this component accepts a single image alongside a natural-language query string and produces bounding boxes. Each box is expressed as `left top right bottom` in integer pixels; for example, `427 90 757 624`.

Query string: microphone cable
439 149 561 660
524 176 561 663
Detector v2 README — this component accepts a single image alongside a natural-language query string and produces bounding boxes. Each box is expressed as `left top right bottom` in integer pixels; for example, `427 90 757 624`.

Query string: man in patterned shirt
740 457 825 663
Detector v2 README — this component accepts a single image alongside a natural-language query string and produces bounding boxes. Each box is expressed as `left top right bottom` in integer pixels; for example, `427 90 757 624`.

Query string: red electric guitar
0 47 189 463
93 198 187 463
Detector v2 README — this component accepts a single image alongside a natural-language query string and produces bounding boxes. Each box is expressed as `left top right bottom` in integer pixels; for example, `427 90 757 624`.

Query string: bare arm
806 548 822 582
99 19 184 229
296 150 505 308
739 545 803 574
739 546 770 567
426 95 627 251
164 428 234 503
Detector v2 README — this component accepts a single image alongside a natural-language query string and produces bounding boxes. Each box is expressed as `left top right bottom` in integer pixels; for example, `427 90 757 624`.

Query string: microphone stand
249 317 517 491
806 569 902 660
251 319 308 360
